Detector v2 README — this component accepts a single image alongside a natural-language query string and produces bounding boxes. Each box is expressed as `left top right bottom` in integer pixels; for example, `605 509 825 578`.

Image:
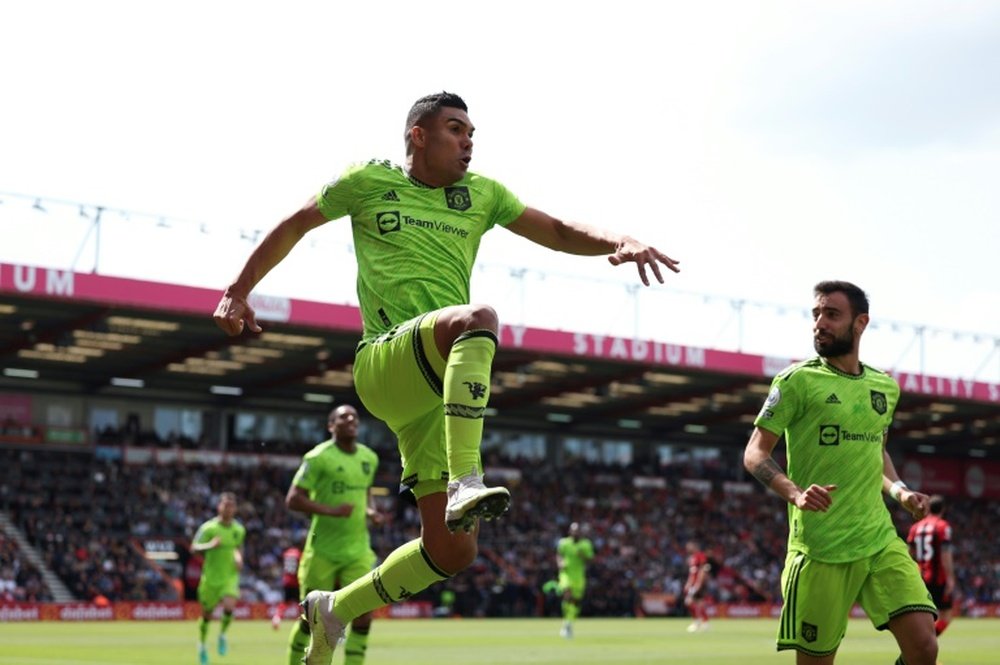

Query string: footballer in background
272 543 303 629
191 491 246 665
684 539 712 633
907 494 958 638
556 522 595 639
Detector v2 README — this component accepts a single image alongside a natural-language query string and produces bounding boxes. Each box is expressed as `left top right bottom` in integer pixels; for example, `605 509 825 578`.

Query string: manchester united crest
445 186 471 211
870 390 887 415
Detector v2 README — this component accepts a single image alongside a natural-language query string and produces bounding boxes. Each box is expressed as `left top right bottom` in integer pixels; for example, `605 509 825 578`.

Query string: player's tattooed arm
744 427 797 501
750 458 785 488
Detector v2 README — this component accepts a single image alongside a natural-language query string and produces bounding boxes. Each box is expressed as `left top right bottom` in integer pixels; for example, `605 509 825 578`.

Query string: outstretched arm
504 207 679 286
744 427 837 511
213 199 329 336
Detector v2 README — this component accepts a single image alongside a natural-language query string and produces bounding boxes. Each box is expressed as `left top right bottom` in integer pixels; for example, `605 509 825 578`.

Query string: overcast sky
1 1 998 382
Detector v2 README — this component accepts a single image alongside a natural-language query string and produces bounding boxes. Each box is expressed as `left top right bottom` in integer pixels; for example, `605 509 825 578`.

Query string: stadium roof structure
1 262 998 459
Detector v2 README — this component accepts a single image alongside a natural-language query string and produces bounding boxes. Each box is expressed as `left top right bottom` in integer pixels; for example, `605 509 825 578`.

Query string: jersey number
914 534 934 562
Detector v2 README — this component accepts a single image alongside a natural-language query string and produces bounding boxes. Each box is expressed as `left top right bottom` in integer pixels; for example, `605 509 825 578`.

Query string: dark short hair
814 280 870 316
328 404 357 422
929 495 945 515
404 91 468 152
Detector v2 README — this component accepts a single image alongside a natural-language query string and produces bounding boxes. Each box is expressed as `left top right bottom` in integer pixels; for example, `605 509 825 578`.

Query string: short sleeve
754 373 800 436
193 523 211 545
316 163 365 221
291 460 315 492
488 179 527 228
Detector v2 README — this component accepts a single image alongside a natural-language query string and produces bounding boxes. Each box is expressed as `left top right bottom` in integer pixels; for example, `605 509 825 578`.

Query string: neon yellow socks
287 619 310 665
443 330 497 478
343 625 370 665
562 600 579 622
334 539 449 623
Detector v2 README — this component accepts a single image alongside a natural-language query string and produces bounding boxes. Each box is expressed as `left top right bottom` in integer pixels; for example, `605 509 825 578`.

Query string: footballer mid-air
213 91 678 664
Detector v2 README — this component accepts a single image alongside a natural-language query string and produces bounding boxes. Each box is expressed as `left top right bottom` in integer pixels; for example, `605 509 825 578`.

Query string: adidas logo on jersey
825 393 841 404
381 190 400 201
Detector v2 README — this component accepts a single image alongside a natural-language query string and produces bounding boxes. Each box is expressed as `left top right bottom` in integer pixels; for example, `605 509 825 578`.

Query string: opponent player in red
907 495 957 638
272 544 302 630
683 539 711 632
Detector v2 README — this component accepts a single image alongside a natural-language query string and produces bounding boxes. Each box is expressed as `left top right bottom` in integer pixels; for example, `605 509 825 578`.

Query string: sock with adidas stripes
443 330 497 479
334 539 449 624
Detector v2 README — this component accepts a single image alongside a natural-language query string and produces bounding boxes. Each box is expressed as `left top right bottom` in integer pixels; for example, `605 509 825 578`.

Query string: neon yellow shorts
354 312 479 500
298 547 376 599
197 577 240 611
557 571 585 600
777 537 936 657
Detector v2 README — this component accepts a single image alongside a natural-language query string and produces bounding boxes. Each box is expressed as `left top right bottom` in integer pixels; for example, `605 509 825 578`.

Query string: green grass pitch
1 617 996 664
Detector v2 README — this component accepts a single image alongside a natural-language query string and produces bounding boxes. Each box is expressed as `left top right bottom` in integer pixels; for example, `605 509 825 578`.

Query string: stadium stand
0 531 53 603
1 441 997 617
0 263 997 620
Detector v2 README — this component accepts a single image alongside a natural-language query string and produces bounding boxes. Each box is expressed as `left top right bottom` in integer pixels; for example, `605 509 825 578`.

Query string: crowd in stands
93 421 204 451
446 453 787 618
0 443 998 618
91 421 344 456
0 532 52 602
2 447 178 602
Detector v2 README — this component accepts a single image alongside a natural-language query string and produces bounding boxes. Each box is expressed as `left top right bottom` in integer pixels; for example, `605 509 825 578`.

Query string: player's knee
466 304 498 332
434 304 499 357
901 627 938 664
424 534 478 575
447 304 498 335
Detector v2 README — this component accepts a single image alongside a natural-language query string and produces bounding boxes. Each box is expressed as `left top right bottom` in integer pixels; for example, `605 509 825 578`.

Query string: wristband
889 480 907 501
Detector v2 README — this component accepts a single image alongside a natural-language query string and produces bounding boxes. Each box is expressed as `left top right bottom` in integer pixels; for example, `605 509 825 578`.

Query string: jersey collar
404 170 435 189
819 357 865 378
